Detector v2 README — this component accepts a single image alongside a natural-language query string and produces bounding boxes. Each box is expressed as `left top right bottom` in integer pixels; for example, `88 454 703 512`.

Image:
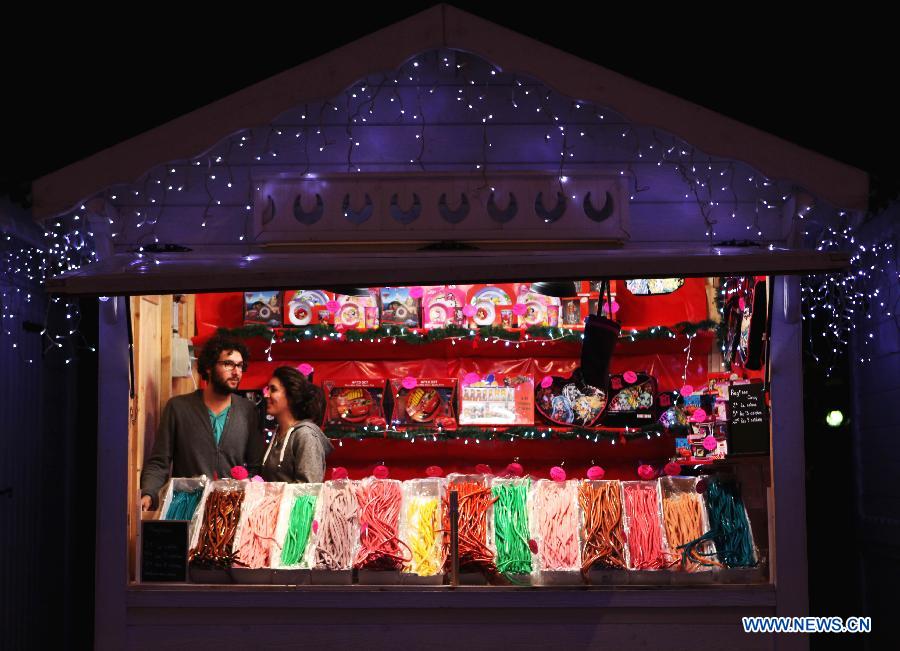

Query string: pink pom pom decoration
297 363 314 376
702 435 718 451
637 464 657 480
373 465 390 479
401 376 418 390
474 463 493 475
230 466 249 480
506 462 524 477
425 465 444 478
586 465 605 480
331 466 349 480
540 375 553 389
664 462 682 476
680 384 694 397
251 475 265 483
549 466 567 482
623 370 637 384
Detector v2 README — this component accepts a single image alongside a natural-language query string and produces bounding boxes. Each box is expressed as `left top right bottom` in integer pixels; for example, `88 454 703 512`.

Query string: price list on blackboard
727 383 769 454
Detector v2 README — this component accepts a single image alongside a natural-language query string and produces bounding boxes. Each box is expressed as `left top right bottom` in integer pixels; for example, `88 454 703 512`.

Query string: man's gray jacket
140 390 263 508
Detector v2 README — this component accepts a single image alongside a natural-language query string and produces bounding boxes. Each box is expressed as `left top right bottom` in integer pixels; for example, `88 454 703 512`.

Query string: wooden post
769 275 809 651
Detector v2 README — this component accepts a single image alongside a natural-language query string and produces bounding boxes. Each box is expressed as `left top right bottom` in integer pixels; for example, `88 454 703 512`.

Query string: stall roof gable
32 4 868 218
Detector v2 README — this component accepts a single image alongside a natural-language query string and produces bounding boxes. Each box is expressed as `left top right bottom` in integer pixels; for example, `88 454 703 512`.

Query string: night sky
2 5 894 210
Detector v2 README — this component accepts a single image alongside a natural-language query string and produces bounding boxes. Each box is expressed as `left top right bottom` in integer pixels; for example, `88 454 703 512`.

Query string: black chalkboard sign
141 520 188 582
727 382 769 455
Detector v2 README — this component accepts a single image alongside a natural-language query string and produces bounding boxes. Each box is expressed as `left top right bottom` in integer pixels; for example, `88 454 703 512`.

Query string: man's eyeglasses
217 360 248 372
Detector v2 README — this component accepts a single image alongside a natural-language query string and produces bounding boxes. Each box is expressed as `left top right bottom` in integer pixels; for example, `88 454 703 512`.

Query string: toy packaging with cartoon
379 287 421 328
458 373 534 425
243 291 282 326
322 379 387 428
389 378 458 427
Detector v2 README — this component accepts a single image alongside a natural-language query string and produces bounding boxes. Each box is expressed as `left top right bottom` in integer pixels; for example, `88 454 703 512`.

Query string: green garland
216 321 717 346
322 422 688 443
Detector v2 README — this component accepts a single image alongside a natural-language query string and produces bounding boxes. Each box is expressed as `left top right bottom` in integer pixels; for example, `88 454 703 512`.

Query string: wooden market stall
36 6 863 650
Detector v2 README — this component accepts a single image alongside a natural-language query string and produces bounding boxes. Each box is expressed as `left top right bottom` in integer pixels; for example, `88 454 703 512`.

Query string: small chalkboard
141 520 188 582
727 382 769 454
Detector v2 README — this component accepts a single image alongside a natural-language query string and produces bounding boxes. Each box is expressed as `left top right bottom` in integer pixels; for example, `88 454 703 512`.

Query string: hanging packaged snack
189 479 246 572
311 479 360 584
535 370 606 428
422 286 467 329
243 291 282 326
399 478 445 583
271 483 322 583
443 474 497 580
354 477 408 582
490 476 533 580
659 476 718 573
231 481 286 582
696 478 759 569
379 287 421 328
529 477 581 585
578 479 630 580
621 480 671 571
466 284 516 328
282 289 334 327
602 371 658 427
322 379 387 428
459 373 534 425
390 378 457 427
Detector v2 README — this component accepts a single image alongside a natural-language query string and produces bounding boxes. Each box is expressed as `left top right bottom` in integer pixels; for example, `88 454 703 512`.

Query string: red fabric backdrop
192 287 715 480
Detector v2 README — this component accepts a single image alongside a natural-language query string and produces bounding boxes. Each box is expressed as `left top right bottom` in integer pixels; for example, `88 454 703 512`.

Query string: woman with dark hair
261 366 333 482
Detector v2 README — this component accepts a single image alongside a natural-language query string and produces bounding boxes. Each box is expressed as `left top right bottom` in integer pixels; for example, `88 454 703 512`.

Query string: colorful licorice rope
354 480 409 570
701 479 756 568
190 487 243 568
662 491 716 570
281 494 317 566
404 496 441 576
442 481 496 574
492 480 532 575
314 482 358 570
623 482 666 570
578 481 627 573
165 489 202 521
235 492 282 569
532 482 579 571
